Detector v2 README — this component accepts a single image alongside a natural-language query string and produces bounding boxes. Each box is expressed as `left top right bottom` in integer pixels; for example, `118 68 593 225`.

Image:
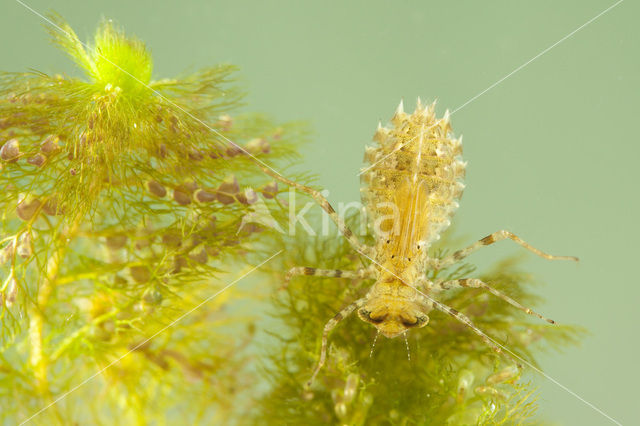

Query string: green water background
1 1 637 424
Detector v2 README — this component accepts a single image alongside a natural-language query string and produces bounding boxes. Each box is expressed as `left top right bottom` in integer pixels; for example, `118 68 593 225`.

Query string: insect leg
434 278 555 323
307 297 366 388
258 167 371 256
422 294 522 368
435 230 578 268
284 266 374 288
413 276 434 292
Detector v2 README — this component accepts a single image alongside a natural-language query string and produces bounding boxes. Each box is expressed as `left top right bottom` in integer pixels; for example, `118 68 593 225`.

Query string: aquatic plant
0 15 301 424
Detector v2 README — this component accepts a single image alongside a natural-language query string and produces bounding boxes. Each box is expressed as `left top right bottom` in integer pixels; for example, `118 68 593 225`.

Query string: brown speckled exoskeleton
281 99 578 386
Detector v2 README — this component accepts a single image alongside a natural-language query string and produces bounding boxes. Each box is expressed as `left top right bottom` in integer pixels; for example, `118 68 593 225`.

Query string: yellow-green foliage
49 16 153 94
0 15 303 424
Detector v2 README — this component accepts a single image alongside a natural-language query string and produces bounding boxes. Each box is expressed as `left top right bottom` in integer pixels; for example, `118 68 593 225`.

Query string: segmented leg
413 276 435 292
422 294 522 368
284 266 373 287
434 278 555 324
258 166 372 256
307 298 366 387
435 230 578 268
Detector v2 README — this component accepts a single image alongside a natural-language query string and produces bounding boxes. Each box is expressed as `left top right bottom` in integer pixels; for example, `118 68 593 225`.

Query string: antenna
403 331 411 361
370 330 380 358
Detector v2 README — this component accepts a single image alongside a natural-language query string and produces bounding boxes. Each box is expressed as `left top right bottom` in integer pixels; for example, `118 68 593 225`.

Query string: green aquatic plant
0 15 302 424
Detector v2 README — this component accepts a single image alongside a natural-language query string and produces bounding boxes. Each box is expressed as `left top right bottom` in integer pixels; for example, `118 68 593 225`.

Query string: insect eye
416 316 429 326
368 314 386 324
400 317 418 327
361 309 386 324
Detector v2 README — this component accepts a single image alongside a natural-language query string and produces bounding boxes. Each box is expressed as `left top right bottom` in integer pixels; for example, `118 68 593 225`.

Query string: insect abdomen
360 100 466 250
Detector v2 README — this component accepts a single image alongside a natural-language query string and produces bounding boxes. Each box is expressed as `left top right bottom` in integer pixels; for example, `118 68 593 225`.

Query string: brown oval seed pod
106 235 128 250
27 153 46 167
42 198 64 216
189 248 208 264
194 189 216 203
0 138 20 162
146 180 167 198
16 198 41 221
173 188 191 206
261 181 278 199
130 265 151 283
40 135 60 155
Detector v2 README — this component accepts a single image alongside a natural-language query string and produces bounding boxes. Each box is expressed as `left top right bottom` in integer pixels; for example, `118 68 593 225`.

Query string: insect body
357 99 464 338
282 99 577 386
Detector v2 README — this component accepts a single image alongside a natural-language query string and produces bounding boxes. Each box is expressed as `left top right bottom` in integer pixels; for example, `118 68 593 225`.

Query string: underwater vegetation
0 14 583 425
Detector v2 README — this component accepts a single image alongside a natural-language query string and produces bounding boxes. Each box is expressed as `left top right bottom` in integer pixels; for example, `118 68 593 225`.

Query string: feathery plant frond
0 15 304 424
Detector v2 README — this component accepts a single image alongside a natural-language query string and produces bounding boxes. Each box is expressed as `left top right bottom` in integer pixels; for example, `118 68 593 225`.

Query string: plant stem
28 248 64 393
28 221 79 394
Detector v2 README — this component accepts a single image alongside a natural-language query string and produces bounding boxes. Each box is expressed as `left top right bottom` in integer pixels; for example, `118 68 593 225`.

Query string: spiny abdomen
360 99 466 252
